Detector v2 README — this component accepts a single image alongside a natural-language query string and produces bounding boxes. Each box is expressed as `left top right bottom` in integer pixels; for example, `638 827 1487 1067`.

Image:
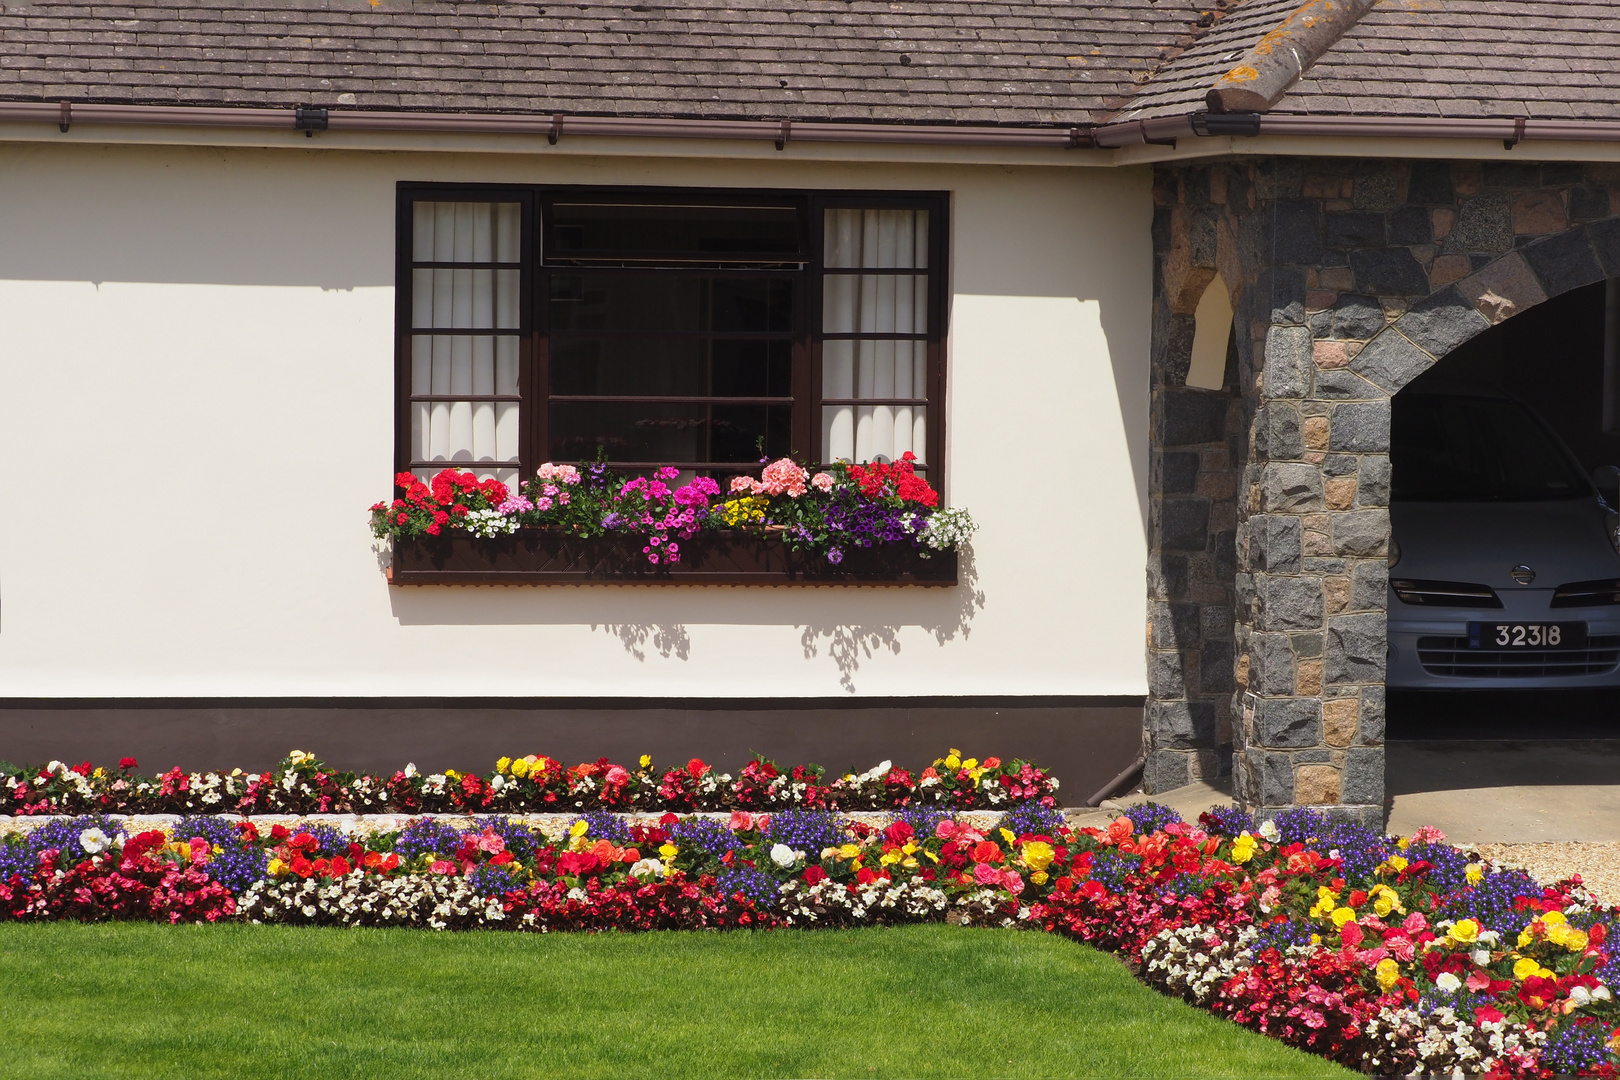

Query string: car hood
1390 498 1620 590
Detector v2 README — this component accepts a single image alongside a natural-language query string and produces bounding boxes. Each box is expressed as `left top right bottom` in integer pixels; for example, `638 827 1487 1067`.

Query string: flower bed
4 791 1620 1077
370 454 974 583
2 750 1057 817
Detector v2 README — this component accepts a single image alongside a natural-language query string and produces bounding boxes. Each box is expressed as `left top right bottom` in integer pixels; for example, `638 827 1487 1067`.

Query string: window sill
387 531 958 586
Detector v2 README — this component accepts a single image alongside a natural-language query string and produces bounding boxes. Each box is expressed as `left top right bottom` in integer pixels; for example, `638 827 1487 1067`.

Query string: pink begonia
1410 824 1447 843
972 862 1002 886
811 471 834 492
476 828 506 854
536 462 582 484
1000 869 1024 894
758 458 808 498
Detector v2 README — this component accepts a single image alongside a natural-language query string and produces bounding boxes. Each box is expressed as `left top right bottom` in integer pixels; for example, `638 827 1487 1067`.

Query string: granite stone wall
1145 157 1620 824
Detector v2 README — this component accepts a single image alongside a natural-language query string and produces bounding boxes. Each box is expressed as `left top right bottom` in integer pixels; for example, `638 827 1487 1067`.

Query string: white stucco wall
0 141 1151 698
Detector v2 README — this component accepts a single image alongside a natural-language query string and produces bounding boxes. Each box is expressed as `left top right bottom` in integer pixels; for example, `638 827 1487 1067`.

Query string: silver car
1387 384 1620 688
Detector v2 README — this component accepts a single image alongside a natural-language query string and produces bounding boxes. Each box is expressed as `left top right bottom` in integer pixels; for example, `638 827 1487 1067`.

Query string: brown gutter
1096 112 1620 150
0 100 1095 150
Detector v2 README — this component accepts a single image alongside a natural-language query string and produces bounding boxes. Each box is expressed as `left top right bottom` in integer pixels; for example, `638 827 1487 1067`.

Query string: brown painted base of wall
0 697 1144 806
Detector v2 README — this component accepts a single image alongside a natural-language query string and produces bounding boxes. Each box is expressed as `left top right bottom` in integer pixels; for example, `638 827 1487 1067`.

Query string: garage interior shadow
1388 278 1620 796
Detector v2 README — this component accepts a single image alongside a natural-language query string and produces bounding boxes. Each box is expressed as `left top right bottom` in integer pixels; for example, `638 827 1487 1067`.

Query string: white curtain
821 208 930 469
409 201 521 488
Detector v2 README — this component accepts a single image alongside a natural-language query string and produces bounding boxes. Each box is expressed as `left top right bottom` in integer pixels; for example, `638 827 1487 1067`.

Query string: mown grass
0 922 1348 1079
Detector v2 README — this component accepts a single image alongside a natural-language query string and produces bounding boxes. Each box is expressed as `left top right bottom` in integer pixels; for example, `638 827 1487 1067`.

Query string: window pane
550 402 790 464
412 201 521 263
552 338 791 397
822 274 928 335
821 340 926 400
821 405 926 468
412 335 519 396
411 402 520 467
550 274 794 333
824 208 928 269
549 203 802 260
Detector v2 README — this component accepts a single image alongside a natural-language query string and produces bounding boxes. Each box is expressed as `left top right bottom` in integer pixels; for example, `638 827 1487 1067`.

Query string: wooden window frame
395 183 949 490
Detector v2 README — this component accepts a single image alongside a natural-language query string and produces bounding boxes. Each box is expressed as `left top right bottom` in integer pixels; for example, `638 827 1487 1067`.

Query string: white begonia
769 843 798 869
1257 819 1281 842
78 828 110 855
1473 949 1492 966
1434 972 1462 993
628 858 666 881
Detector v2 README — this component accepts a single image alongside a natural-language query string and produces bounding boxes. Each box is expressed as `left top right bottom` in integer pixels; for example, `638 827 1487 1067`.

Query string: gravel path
1476 842 1620 907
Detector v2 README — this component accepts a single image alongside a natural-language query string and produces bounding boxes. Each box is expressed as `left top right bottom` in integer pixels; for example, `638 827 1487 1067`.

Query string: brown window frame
395 184 949 488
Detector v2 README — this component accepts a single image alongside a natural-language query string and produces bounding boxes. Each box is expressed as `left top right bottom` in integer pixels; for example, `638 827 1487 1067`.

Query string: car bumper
1387 597 1620 689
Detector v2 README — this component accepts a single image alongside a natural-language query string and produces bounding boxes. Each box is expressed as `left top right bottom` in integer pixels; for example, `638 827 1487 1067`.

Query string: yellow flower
963 758 978 771
510 758 530 778
1030 871 1049 885
1330 906 1357 928
944 752 961 770
1375 957 1401 991
495 757 512 775
1020 841 1055 873
879 850 902 866
1519 929 1535 948
1230 833 1257 864
1465 862 1484 885
1311 933 1322 946
658 843 678 861
1397 837 1411 851
1566 929 1590 953
445 769 460 781
837 844 861 861
1513 957 1541 981
902 842 918 856
92 767 105 779
1383 854 1409 873
1541 911 1567 926
639 754 652 769
999 828 1015 845
1546 923 1573 948
1448 919 1480 944
267 858 288 877
924 849 939 863
569 820 589 838
1370 885 1404 918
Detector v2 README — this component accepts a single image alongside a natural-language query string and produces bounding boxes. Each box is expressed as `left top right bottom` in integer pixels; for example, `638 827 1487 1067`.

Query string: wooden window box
387 530 957 586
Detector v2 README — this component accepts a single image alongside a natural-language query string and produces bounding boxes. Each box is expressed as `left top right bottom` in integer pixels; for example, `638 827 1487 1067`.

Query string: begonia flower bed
2 750 1054 817
3 790 1620 1075
370 453 975 583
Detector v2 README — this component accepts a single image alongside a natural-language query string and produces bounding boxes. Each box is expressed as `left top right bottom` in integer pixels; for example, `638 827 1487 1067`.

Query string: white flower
770 844 799 868
79 828 110 854
403 763 419 778
1435 972 1462 993
1257 820 1281 842
628 859 666 880
1569 985 1593 1007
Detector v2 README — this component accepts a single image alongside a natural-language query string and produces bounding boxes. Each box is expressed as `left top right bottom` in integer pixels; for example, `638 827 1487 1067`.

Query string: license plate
1468 622 1588 649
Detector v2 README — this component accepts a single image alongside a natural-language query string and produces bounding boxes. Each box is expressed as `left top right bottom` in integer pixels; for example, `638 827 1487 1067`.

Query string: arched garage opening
1384 278 1620 774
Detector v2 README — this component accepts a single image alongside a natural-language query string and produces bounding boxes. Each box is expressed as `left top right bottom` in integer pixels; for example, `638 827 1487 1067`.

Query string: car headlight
1388 537 1402 569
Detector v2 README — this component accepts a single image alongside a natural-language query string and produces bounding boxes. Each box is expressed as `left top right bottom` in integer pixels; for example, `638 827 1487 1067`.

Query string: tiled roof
1110 0 1301 122
0 0 1218 127
1269 0 1620 121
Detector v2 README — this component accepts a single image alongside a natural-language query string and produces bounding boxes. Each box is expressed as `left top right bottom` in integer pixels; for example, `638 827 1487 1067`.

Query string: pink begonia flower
1466 970 1492 992
811 472 834 492
1259 885 1282 909
730 811 754 832
1339 921 1364 948
1000 869 1024 894
1355 946 1389 967
1411 825 1447 843
1403 911 1429 934
1386 934 1415 962
755 815 771 834
934 820 958 841
972 862 1002 886
604 765 629 786
430 859 455 875
477 829 505 854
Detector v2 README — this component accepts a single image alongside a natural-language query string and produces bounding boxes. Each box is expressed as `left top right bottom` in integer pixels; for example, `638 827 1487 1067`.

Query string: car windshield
1392 393 1590 502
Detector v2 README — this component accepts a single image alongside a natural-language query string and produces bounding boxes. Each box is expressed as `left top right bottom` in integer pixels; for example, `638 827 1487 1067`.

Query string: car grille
1416 635 1620 677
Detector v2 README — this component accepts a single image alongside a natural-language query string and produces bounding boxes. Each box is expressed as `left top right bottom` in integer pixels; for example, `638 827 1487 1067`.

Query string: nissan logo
1510 565 1536 585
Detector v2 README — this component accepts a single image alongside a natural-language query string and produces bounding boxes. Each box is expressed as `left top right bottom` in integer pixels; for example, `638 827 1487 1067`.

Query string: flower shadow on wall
598 620 691 662
799 546 985 693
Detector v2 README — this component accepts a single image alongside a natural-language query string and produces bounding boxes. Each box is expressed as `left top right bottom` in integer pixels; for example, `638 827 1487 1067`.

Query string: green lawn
0 923 1348 1079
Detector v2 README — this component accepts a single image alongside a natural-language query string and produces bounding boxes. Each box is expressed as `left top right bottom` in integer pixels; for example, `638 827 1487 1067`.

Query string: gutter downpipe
6 100 1096 149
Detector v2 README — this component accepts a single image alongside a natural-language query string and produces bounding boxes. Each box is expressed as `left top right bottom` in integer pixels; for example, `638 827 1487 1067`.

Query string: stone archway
1145 157 1620 825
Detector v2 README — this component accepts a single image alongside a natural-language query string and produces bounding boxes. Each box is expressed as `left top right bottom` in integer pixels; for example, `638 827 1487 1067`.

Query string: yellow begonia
658 843 678 861
510 758 530 778
446 769 460 781
1031 871 1048 885
639 754 652 769
1230 833 1257 864
496 757 512 774
569 819 589 838
837 844 861 861
879 850 902 866
1566 929 1590 952
1020 842 1055 873
1309 886 1339 918
944 752 961 770
1371 885 1404 918
963 758 978 771
1375 957 1401 991
267 858 288 877
1465 862 1484 885
1448 919 1480 944
1330 906 1357 928
1513 957 1542 981
999 828 1015 845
